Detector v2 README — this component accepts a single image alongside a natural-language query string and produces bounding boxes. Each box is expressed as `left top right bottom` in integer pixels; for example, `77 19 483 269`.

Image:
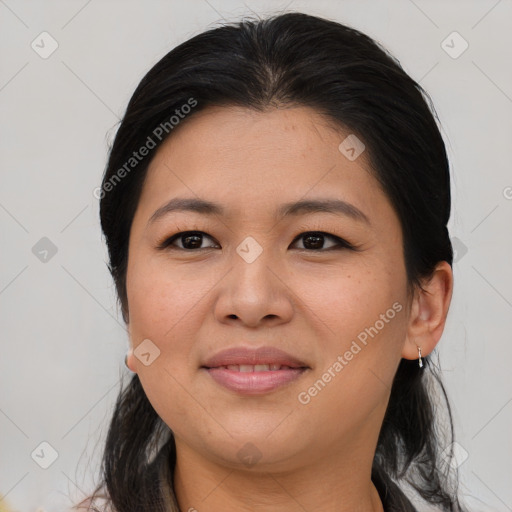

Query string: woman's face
126 105 412 471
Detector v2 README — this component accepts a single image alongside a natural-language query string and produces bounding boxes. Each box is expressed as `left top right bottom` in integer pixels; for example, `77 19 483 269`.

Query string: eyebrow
147 197 371 227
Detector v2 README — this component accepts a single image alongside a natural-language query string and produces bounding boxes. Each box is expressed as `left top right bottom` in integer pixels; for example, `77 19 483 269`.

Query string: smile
203 366 308 394
208 364 301 371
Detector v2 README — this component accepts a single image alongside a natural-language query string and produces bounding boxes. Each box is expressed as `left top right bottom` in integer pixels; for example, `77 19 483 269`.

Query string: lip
201 346 310 395
201 346 309 369
204 367 308 395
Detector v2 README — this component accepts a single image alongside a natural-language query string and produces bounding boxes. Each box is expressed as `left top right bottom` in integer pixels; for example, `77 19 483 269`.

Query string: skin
125 105 453 512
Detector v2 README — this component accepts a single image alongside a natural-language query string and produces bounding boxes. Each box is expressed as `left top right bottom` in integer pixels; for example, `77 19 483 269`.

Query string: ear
126 346 137 373
402 261 454 361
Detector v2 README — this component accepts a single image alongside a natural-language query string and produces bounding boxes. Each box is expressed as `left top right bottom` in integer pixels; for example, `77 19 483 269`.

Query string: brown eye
291 232 355 251
157 230 357 252
158 231 219 250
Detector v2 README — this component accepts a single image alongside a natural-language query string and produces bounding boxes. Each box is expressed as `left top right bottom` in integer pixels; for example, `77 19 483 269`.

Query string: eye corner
156 230 220 251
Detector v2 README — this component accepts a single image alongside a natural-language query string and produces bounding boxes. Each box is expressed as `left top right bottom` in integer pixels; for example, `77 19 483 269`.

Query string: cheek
126 256 206 341
125 261 192 401
126 261 204 431
301 261 407 378
294 271 406 434
298 263 394 334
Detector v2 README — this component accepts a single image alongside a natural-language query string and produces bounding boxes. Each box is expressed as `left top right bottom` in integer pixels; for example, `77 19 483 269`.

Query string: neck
173 441 384 512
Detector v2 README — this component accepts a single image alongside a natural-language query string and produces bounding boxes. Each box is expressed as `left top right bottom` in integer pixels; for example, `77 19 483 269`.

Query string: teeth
215 364 298 372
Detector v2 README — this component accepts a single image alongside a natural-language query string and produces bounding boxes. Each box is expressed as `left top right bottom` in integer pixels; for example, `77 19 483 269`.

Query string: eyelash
156 227 361 252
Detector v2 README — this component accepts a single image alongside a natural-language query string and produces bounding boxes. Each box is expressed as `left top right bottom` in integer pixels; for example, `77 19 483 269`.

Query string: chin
194 429 306 471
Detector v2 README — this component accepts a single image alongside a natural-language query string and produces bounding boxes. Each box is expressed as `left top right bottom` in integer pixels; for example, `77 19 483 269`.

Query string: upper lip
201 346 309 369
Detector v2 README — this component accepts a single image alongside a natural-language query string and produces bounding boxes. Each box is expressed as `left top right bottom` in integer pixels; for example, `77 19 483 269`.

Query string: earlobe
402 261 454 361
125 347 137 373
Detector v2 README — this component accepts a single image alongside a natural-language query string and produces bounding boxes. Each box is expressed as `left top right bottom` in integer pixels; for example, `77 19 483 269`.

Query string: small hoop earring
417 346 423 368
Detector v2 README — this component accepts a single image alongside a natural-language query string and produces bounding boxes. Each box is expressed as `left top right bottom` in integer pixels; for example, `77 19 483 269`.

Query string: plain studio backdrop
0 1 511 511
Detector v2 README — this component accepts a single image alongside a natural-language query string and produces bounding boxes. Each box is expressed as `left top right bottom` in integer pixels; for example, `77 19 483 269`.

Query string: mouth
200 346 310 395
202 363 307 372
201 366 308 394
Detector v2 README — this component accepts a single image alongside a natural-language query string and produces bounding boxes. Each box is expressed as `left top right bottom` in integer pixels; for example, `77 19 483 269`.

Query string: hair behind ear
80 375 177 512
374 355 463 510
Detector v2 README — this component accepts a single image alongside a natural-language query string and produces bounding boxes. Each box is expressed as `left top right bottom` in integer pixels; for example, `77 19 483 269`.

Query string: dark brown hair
77 11 468 512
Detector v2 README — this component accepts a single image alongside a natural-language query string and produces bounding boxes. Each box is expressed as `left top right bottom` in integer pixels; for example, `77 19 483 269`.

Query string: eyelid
156 228 361 252
156 230 218 250
290 231 355 251
290 222 361 251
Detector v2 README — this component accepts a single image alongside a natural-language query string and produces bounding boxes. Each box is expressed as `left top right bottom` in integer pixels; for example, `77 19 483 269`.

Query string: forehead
153 104 355 168
136 105 396 231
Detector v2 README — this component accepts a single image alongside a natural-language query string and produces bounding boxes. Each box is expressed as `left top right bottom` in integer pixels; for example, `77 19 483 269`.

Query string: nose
212 246 294 328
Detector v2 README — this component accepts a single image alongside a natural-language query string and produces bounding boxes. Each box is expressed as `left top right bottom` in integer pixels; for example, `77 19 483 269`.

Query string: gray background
1 0 511 510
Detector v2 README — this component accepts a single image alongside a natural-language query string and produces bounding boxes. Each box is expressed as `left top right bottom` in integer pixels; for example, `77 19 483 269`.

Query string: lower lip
203 367 308 395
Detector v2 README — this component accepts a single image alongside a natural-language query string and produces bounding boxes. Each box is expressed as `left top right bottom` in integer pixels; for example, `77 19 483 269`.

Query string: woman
76 11 468 512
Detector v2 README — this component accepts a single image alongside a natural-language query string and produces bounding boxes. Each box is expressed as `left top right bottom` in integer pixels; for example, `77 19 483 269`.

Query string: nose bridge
213 234 293 326
236 234 267 265
232 234 278 299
